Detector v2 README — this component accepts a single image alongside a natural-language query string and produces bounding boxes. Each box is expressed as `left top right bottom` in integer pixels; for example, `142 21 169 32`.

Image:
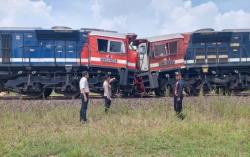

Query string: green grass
0 97 250 157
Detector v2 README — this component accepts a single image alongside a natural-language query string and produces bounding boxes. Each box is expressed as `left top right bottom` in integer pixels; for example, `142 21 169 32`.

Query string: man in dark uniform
173 72 185 119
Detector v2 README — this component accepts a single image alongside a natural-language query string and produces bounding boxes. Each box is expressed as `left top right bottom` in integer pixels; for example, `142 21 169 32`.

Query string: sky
0 0 250 37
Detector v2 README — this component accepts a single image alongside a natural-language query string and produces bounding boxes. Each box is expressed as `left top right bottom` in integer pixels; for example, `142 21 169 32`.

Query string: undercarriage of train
0 66 137 98
147 66 250 97
183 67 250 96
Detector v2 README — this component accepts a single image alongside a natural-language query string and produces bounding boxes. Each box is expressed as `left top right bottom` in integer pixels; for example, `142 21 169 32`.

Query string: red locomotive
136 33 190 96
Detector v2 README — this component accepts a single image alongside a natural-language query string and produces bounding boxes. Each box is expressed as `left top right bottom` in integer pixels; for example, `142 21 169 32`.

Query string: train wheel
154 85 173 97
154 89 162 97
185 85 200 96
190 87 200 96
43 88 53 98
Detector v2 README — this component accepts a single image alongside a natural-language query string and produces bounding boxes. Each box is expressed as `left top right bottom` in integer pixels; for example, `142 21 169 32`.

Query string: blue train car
0 27 88 97
184 29 250 95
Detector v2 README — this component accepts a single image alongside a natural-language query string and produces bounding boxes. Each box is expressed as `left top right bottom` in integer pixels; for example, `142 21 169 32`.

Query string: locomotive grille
1 34 12 64
218 48 228 63
195 48 206 64
207 48 217 64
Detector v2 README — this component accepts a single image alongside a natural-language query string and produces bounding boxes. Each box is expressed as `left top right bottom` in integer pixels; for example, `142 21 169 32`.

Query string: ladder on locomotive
1 34 12 64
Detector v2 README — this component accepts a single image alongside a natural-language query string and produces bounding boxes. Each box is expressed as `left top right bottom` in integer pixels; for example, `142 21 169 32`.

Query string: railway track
0 93 250 100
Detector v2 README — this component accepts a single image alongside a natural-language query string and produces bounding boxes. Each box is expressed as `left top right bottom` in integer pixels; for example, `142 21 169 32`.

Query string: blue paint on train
185 30 250 65
0 28 88 66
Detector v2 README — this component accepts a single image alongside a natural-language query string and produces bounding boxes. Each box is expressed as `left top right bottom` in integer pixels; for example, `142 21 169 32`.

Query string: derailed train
0 27 250 97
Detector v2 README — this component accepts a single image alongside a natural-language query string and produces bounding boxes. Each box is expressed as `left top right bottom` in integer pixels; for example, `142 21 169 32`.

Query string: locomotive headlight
32 71 37 75
234 70 239 74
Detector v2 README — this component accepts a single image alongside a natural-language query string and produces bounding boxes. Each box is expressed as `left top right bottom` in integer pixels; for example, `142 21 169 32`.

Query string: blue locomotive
184 29 250 95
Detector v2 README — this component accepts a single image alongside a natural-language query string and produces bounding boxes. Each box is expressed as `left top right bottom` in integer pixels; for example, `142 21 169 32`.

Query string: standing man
79 71 90 123
103 75 115 113
173 72 185 119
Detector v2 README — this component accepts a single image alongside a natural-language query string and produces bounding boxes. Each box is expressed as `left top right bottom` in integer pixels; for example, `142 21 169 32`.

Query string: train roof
88 31 127 39
0 27 78 31
0 27 43 31
222 29 250 32
144 34 184 42
194 28 250 34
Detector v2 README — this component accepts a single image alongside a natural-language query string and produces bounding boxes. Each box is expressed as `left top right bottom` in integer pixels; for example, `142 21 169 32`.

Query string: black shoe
105 108 109 113
177 113 185 120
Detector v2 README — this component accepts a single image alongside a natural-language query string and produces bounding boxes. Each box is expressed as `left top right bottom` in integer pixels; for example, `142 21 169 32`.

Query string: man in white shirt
103 75 115 113
79 71 90 123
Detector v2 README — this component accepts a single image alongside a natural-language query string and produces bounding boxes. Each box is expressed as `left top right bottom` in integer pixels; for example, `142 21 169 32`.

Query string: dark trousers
174 96 183 114
104 96 111 112
80 93 89 122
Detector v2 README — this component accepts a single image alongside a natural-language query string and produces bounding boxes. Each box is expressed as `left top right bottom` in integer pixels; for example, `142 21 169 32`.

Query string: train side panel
184 30 250 95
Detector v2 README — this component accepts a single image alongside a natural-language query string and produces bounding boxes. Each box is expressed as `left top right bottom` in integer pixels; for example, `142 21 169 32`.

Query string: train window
154 44 166 57
109 41 124 53
169 41 178 55
97 39 108 52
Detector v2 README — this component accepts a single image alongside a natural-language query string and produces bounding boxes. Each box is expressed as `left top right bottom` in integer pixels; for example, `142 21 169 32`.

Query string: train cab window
154 44 166 57
169 41 178 55
97 39 108 52
109 41 124 53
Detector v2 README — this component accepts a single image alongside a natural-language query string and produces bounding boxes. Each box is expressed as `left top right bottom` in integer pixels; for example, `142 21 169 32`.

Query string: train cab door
13 33 24 64
55 41 66 65
138 42 149 72
1 34 12 64
65 41 77 65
